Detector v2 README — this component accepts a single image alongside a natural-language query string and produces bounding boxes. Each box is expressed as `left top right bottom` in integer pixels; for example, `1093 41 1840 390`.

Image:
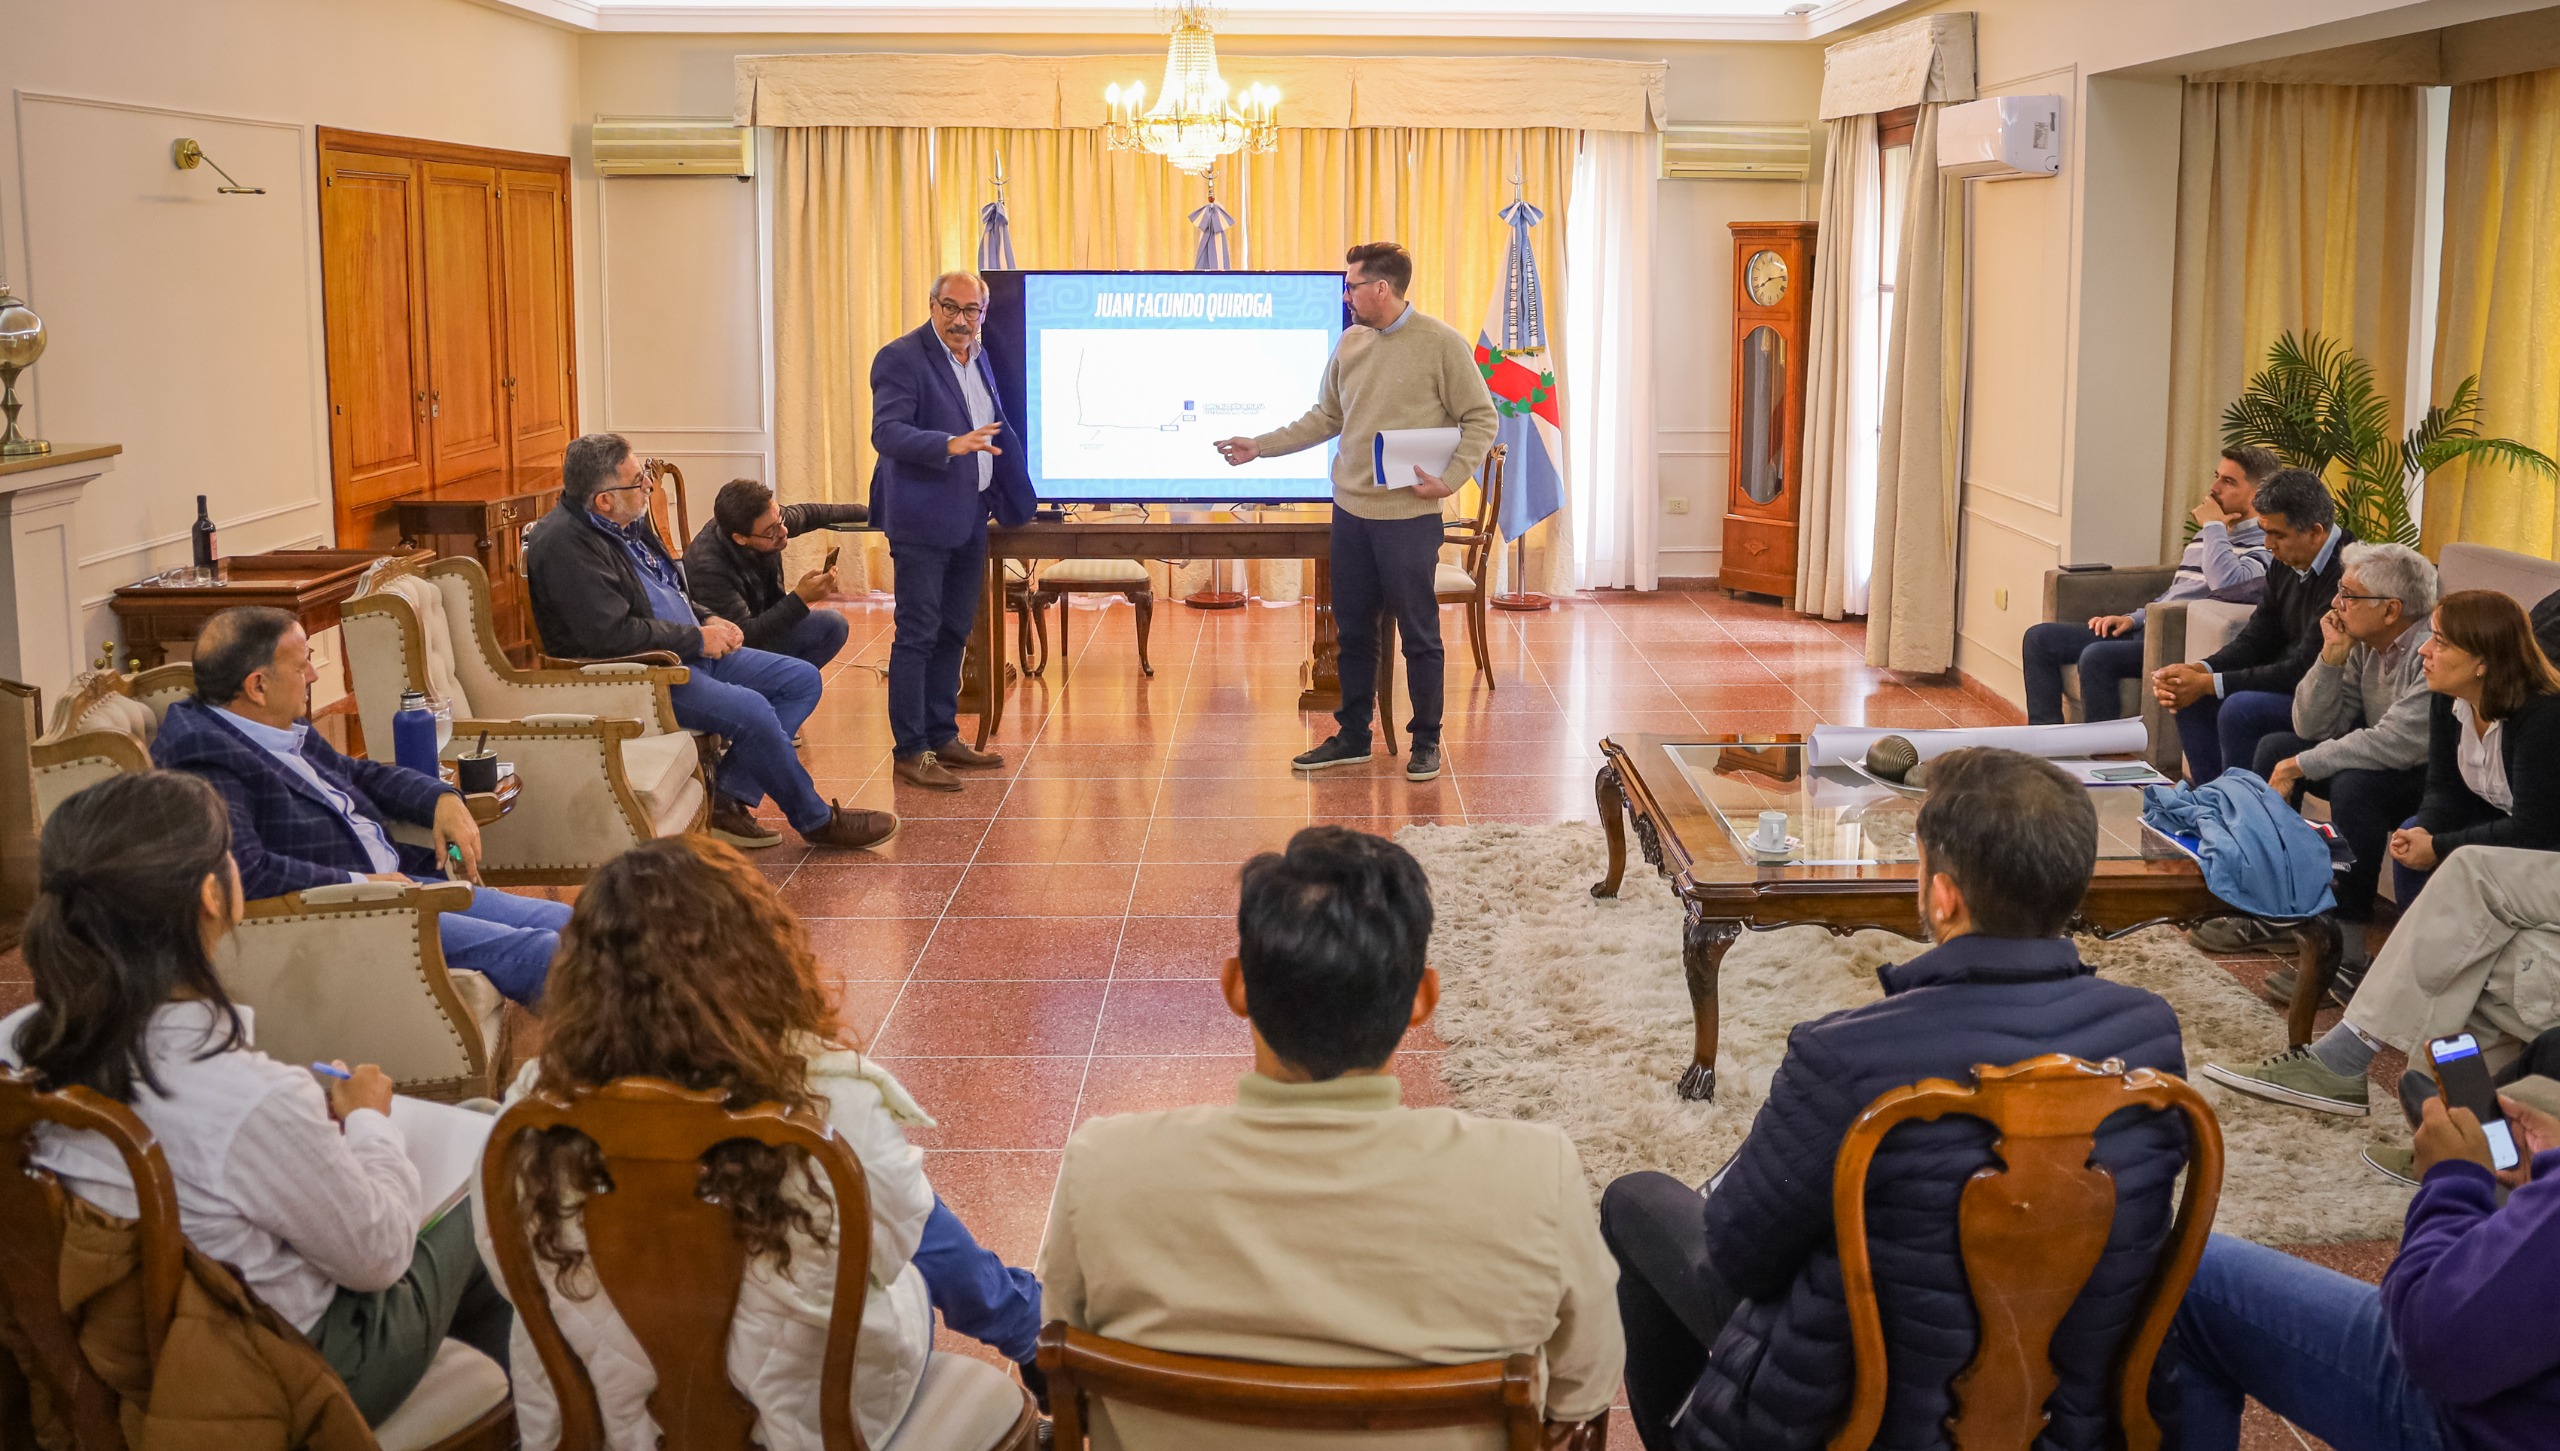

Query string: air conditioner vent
593 120 755 178
1659 124 1814 182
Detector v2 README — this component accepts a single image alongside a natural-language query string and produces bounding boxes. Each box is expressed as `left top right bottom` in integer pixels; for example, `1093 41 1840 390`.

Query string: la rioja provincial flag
1475 195 1563 542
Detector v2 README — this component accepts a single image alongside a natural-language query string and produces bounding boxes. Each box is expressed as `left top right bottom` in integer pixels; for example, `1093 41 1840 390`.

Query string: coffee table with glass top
1590 734 2342 1101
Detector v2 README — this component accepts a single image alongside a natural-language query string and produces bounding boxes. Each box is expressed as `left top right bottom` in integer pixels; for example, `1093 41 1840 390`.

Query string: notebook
1371 427 1461 490
388 1094 497 1231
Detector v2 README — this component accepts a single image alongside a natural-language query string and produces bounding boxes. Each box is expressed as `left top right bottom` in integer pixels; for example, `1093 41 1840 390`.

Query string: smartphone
2428 1033 2522 1171
823 545 842 573
2093 765 2158 782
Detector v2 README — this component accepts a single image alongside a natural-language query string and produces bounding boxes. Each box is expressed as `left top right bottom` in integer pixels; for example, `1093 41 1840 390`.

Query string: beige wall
0 0 577 696
572 30 1826 582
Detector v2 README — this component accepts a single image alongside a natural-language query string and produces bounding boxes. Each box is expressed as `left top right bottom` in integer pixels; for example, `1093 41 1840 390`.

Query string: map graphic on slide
1037 328 1333 482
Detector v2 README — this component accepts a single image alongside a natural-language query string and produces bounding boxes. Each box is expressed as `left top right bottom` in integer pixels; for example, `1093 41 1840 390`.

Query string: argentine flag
1473 196 1564 541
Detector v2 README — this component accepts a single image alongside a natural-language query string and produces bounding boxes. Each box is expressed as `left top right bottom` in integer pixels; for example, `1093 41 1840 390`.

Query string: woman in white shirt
2388 589 2560 906
478 834 1040 1451
0 770 511 1422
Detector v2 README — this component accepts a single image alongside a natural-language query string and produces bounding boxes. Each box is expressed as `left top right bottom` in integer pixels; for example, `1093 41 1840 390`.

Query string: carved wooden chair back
1038 1324 1552 1451
1443 444 1506 600
642 458 691 556
1825 1054 2223 1451
0 1069 186 1451
479 1077 876 1451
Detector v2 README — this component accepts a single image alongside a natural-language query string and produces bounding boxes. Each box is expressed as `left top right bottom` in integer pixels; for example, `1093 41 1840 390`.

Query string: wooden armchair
342 555 709 885
0 1070 514 1451
1438 444 1507 689
27 669 510 1102
480 1078 1040 1451
1825 1055 2223 1451
1038 1323 1606 1450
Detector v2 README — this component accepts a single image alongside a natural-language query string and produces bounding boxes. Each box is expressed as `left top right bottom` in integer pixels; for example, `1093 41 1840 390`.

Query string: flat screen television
981 269 1349 505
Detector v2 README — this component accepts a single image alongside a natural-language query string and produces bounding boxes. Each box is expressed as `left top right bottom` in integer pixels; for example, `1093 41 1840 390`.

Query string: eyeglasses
594 478 654 497
2336 591 2398 606
1341 276 1383 296
748 524 788 542
934 299 986 321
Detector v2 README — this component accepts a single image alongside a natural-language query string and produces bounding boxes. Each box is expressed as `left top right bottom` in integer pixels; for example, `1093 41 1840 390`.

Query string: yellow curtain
770 127 935 593
2161 82 2421 560
2424 68 2560 557
771 123 1578 602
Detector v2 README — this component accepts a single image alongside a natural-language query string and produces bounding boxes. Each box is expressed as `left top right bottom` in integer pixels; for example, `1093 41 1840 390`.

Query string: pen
310 1061 351 1080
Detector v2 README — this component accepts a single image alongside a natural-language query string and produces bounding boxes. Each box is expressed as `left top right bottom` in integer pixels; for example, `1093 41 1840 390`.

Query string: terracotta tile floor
0 586 2380 1449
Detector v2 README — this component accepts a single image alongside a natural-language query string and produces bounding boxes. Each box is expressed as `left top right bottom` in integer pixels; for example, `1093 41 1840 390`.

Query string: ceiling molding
468 0 1832 42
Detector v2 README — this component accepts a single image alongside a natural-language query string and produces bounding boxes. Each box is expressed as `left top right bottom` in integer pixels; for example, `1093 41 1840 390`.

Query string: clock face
1745 249 1789 307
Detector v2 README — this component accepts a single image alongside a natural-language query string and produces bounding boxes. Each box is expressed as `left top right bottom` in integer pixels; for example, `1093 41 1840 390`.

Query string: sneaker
1406 741 1442 782
1292 735 1373 772
708 797 781 849
2262 965 2299 1008
2202 1046 2372 1116
803 802 901 851
894 753 965 792
2191 915 2296 954
2262 961 2364 1011
2361 1144 2419 1186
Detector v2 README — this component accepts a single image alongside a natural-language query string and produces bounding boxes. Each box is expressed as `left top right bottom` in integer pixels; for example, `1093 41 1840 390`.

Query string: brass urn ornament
0 283 48 458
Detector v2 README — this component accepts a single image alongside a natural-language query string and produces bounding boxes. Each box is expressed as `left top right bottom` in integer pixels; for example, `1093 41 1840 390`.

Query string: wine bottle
190 495 218 570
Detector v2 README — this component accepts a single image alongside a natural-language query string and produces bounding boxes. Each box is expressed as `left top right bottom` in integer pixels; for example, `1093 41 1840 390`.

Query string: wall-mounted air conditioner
1659 124 1815 182
592 120 756 179
1937 95 2063 181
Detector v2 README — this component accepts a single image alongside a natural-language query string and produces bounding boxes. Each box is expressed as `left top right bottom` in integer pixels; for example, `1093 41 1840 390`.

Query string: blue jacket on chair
1678 934 2189 1451
867 323 1037 550
151 697 457 901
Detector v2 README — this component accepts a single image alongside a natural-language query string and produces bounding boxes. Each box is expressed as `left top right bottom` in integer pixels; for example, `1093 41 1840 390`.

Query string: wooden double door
319 128 576 550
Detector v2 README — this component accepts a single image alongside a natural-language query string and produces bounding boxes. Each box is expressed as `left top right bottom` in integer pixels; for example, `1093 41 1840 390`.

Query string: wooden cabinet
1719 221 1817 602
393 471 561 665
319 129 576 552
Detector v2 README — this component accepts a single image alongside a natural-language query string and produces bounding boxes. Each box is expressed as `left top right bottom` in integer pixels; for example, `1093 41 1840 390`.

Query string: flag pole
1185 171 1248 610
1490 160 1553 613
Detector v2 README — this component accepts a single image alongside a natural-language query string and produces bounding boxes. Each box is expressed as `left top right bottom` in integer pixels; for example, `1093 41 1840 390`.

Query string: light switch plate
1994 587 2011 610
1665 497 1689 515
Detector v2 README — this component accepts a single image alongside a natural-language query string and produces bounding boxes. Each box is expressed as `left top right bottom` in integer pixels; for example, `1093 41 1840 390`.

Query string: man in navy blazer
869 270 1037 791
149 606 569 1005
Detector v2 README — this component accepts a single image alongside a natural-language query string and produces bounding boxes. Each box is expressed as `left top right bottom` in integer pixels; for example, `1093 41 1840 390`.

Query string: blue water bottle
391 689 440 779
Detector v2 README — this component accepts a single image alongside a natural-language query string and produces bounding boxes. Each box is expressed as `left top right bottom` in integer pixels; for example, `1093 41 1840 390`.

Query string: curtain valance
1818 12 1977 120
735 52 1666 132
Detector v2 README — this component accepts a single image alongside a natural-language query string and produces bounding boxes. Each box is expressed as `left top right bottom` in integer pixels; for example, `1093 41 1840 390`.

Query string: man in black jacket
525 433 897 852
1598 749 2188 1451
684 479 868 667
2152 468 2351 784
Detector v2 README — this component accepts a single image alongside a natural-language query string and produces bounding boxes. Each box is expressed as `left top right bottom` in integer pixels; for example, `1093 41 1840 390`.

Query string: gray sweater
2293 621 2433 778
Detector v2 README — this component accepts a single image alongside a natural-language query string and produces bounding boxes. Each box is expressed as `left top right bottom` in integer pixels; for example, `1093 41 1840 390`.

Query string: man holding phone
2159 1081 2560 1450
685 478 867 671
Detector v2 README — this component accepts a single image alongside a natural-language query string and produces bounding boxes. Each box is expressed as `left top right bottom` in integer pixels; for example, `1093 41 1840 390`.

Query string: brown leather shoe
708 797 781 849
932 737 1006 770
894 752 965 791
802 802 901 850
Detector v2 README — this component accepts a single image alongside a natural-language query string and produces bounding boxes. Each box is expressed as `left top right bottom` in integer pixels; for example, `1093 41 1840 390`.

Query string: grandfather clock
1718 221 1817 600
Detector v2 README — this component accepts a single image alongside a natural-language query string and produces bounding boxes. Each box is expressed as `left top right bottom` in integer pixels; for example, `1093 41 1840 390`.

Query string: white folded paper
1371 427 1462 490
1806 719 2149 769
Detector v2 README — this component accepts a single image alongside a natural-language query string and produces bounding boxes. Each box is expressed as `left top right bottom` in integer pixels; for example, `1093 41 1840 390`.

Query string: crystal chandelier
1103 4 1279 177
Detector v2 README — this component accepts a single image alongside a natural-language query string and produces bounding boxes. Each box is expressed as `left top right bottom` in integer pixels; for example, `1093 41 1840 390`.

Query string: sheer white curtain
1564 129 1658 590
1795 117 1884 618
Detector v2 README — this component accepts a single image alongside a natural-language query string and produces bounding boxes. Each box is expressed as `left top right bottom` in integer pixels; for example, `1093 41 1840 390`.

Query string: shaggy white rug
1400 822 2413 1245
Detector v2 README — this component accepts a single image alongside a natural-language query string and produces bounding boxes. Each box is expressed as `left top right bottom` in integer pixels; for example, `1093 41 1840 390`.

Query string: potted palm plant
2220 331 2556 547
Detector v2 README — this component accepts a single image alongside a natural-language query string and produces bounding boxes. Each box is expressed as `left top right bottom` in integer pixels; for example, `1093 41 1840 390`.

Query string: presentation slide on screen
1020 272 1342 503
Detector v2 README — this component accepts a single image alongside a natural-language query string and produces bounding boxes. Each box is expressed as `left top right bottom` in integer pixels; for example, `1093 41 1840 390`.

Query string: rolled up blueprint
1806 719 2149 769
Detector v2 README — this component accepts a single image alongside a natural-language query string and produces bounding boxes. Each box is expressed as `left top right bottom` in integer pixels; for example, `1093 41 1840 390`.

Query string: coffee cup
456 751 500 794
1752 810 1789 853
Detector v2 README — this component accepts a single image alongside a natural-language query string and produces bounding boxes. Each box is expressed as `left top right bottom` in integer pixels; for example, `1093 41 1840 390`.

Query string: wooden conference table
966 516 1361 750
1590 734 2343 1101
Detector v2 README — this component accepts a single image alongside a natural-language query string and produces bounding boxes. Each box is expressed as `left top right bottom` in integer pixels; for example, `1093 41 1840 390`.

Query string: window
1838 106 1918 615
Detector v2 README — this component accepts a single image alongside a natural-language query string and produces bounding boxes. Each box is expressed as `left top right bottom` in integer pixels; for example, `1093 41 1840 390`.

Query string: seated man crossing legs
525 432 896 852
151 606 569 1005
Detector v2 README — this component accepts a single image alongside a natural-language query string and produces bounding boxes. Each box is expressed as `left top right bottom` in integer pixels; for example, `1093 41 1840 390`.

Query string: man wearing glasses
868 270 1037 791
685 477 867 669
526 433 900 851
1214 242 1496 783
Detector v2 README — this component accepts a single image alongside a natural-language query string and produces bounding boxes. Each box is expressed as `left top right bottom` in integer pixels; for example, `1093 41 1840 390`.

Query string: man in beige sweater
1216 242 1498 783
1037 826 1623 1449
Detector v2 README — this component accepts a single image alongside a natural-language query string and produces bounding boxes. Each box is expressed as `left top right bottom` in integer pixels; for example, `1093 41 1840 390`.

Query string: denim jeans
2022 621 2147 725
774 606 850 672
2175 688 2295 783
887 533 988 760
1330 507 1447 749
2163 1234 2451 1451
913 1195 1042 1364
425 881 572 1005
669 646 829 832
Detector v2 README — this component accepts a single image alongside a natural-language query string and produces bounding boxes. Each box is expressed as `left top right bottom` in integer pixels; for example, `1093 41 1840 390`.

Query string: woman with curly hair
476 834 1041 1450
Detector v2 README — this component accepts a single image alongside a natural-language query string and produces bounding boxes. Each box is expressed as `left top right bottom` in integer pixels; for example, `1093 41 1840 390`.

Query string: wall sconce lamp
171 138 265 195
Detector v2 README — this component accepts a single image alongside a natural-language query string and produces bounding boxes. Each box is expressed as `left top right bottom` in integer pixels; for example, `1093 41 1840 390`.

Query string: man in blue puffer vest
1602 747 2190 1451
